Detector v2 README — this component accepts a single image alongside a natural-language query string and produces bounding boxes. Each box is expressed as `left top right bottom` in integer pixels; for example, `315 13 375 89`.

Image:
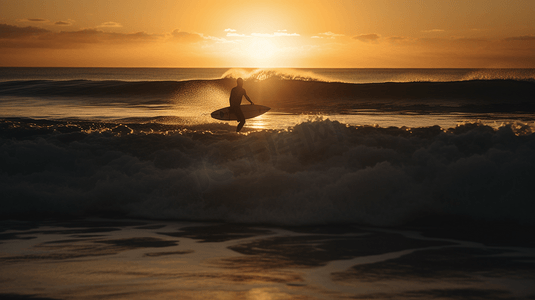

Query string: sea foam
1 118 534 226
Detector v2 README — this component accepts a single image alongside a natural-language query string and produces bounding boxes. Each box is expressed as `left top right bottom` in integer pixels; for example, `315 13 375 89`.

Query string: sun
244 38 278 66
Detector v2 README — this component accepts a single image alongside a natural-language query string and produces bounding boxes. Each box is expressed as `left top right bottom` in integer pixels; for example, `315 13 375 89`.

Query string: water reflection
246 113 268 130
241 111 535 132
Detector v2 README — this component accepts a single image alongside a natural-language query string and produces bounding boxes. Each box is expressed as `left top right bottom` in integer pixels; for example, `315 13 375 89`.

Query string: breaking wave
1 78 534 116
1 118 534 226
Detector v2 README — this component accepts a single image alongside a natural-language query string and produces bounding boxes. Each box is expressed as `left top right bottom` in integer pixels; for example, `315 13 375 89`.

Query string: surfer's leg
236 108 245 132
237 121 245 132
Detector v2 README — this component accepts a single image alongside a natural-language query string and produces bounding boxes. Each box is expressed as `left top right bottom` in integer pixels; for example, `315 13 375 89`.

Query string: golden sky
1 0 534 68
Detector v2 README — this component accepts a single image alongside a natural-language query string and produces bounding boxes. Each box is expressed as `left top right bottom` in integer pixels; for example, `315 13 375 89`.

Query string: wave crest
461 69 535 81
221 68 329 82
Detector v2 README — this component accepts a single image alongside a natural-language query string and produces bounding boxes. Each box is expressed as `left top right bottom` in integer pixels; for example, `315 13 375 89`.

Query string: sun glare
244 38 278 67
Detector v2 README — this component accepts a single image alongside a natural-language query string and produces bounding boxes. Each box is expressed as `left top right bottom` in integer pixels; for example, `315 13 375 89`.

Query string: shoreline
1 218 534 299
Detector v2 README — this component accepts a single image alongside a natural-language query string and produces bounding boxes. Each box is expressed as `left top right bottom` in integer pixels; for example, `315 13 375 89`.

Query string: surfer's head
237 77 243 87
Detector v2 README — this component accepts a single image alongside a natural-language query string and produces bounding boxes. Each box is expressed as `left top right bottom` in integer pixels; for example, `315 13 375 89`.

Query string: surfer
229 77 254 132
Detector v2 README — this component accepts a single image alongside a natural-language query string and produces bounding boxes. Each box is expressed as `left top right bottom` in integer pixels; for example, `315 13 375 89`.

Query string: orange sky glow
1 0 534 68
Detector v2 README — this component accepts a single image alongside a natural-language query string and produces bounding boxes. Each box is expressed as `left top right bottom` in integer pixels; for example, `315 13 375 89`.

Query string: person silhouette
229 77 254 132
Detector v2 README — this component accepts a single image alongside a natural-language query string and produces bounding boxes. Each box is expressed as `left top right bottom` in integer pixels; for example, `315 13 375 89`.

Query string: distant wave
1 118 534 227
1 78 534 114
221 68 535 83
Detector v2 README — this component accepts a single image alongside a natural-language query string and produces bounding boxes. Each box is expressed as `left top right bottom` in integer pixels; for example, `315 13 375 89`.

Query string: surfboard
211 105 270 121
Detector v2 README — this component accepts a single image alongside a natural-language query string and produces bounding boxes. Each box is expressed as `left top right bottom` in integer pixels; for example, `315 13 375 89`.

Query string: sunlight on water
245 114 268 130
0 101 178 120
232 112 535 132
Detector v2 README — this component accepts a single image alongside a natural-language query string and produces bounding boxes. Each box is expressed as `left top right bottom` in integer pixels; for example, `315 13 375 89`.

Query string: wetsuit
229 86 249 132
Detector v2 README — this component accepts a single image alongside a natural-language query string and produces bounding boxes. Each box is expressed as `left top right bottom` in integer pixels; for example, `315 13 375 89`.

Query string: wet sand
1 219 534 299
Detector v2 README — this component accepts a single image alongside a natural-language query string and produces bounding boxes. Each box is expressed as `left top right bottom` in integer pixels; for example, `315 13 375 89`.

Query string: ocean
1 68 535 299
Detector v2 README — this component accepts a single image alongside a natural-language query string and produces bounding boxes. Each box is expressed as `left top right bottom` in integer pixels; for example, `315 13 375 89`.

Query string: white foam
1 119 534 226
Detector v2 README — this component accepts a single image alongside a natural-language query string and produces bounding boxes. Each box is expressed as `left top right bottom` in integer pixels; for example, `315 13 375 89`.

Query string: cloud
0 23 50 39
275 30 299 36
51 29 159 47
17 18 49 23
227 32 245 37
55 21 73 26
367 35 535 67
170 29 205 43
202 35 228 43
352 33 380 43
0 23 225 50
387 36 413 44
0 24 161 49
224 29 299 38
422 29 445 33
276 31 300 37
504 35 535 41
97 22 122 28
251 31 300 38
317 31 345 39
225 28 246 37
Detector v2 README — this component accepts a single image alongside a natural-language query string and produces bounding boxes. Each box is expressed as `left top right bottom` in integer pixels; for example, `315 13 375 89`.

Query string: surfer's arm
244 91 254 104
